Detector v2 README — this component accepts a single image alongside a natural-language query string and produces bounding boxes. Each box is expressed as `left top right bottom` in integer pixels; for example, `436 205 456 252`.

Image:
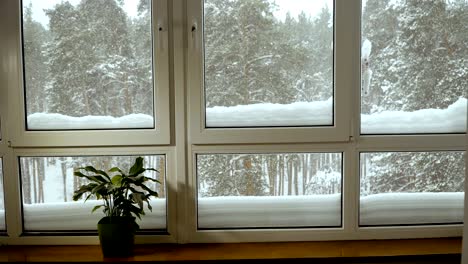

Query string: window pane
360 0 467 134
197 153 342 229
20 155 166 232
0 159 5 231
204 0 334 127
360 151 465 226
22 0 154 130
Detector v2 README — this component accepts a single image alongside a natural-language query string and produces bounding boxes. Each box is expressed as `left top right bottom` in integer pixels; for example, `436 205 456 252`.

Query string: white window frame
0 0 178 245
178 0 466 243
0 0 465 246
186 0 354 145
3 0 171 147
0 146 177 245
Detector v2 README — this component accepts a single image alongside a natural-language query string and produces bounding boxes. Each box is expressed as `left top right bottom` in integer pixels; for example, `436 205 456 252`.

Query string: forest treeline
20 0 466 202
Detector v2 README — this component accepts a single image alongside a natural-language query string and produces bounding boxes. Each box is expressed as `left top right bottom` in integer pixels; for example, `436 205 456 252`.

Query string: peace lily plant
72 157 160 256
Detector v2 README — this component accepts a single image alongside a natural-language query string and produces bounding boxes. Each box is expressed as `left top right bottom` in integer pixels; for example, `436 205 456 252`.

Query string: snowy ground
27 98 466 133
1 192 461 231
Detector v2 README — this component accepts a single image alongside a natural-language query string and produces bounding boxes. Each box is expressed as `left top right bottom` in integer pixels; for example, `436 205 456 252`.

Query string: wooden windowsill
0 238 462 263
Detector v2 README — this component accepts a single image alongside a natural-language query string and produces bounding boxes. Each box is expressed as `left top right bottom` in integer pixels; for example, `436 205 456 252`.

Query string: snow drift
1 192 462 231
27 98 466 133
206 98 333 127
21 199 166 231
361 98 467 134
198 194 341 228
360 192 464 226
27 113 153 129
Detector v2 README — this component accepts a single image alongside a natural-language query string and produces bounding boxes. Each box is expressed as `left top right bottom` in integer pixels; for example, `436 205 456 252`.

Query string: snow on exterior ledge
360 192 464 226
25 98 466 132
198 194 341 228
7 192 463 231
199 192 463 229
205 98 333 127
22 199 166 231
27 113 154 130
361 98 467 134
205 97 466 132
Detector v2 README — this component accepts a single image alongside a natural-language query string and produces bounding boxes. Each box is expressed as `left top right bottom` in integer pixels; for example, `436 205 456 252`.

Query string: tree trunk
38 159 44 203
22 160 31 204
158 156 165 197
61 160 67 202
287 157 292 195
32 159 37 203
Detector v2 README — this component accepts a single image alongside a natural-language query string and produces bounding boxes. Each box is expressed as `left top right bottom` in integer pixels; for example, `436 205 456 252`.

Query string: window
188 0 352 144
8 0 170 147
360 151 465 226
20 155 166 232
0 0 465 245
197 153 342 229
22 0 155 131
203 0 334 128
360 0 467 134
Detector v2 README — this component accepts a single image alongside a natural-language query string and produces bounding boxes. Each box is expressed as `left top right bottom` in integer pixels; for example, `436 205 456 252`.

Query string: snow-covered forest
20 156 165 205
19 155 166 230
14 0 467 229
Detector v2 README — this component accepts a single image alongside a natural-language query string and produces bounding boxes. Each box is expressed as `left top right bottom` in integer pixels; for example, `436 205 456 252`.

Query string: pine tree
23 3 49 115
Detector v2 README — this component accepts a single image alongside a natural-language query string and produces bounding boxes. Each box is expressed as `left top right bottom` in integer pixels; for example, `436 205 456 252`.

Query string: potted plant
73 157 160 257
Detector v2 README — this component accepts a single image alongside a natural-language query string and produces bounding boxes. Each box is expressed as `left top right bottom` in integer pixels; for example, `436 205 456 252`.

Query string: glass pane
197 153 342 229
22 0 154 130
204 0 334 127
360 151 465 226
20 155 166 231
0 159 5 230
361 0 467 134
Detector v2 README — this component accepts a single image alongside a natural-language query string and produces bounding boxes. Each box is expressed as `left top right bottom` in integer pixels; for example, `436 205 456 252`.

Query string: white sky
28 0 331 27
27 0 139 28
273 0 332 21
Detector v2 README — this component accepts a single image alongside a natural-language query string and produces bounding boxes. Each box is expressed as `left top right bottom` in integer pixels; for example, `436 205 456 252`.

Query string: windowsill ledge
0 238 461 263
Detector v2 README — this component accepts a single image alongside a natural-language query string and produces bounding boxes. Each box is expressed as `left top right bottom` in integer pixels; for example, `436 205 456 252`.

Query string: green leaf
74 171 107 183
139 184 159 197
144 199 153 211
72 183 98 201
129 157 144 175
91 205 104 213
131 193 144 209
111 175 123 186
91 183 107 196
109 167 124 174
143 176 161 184
145 168 160 173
